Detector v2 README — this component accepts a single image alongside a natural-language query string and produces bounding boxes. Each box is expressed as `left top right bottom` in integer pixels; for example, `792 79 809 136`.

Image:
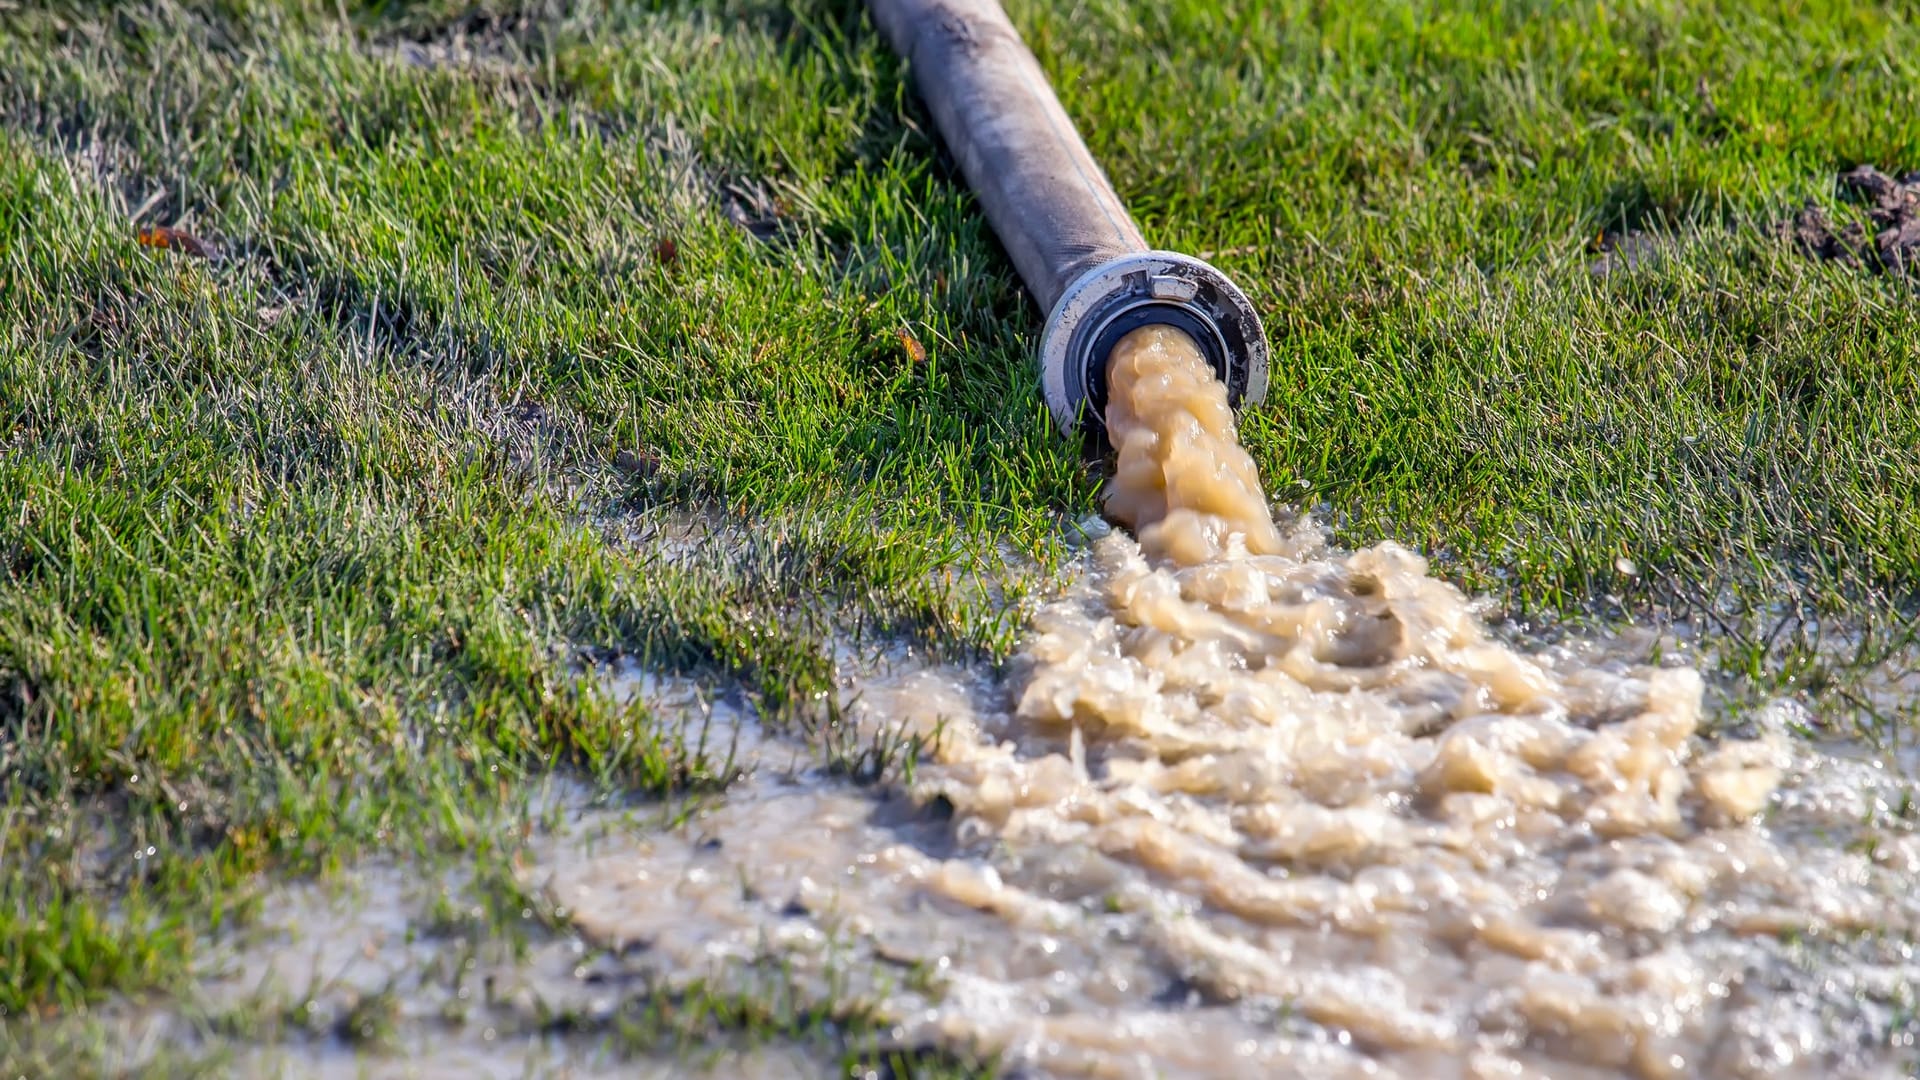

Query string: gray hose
868 0 1268 435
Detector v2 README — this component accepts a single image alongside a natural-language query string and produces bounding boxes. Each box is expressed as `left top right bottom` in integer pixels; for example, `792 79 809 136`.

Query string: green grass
1 0 1917 1069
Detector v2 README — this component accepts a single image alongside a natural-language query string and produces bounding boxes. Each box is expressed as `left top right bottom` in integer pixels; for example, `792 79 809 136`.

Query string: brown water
67 331 1916 1076
535 327 1920 1077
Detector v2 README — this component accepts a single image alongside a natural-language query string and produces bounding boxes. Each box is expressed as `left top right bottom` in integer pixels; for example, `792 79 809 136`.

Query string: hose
867 0 1269 435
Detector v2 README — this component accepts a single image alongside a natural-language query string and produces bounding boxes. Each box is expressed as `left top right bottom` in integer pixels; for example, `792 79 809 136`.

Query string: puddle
30 664 951 1078
534 560 1920 1079
42 331 1918 1078
44 800 836 1079
530 329 1920 1078
53 580 1919 1078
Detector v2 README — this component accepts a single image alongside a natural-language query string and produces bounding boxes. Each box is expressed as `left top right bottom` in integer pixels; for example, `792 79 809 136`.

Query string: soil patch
1586 230 1664 278
1784 165 1920 276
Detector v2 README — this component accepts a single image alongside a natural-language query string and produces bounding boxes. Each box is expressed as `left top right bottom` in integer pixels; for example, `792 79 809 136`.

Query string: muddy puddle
64 329 1919 1077
534 584 1920 1079
38 784 834 1078
536 327 1920 1078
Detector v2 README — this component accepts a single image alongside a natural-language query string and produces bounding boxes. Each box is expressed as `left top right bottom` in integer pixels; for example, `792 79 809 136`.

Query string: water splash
537 328 1919 1077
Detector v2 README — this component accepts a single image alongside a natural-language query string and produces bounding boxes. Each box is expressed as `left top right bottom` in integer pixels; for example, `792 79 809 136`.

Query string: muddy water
535 326 1920 1078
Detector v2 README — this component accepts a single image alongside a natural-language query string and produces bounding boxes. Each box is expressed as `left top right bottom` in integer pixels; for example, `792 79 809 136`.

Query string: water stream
61 329 1916 1078
534 327 1920 1077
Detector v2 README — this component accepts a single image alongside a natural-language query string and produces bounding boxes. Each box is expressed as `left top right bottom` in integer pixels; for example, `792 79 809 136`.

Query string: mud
67 617 1920 1078
54 330 1919 1077
1784 166 1920 276
21 675 902 1079
535 327 1920 1078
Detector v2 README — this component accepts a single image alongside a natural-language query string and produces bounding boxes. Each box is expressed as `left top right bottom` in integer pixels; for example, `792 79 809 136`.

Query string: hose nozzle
1040 251 1268 437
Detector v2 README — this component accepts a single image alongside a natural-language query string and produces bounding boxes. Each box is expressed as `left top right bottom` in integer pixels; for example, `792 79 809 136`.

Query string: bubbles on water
73 329 1912 1078
539 327 1920 1079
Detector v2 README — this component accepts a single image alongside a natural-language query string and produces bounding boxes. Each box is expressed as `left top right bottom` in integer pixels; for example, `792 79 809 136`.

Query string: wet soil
1783 166 1920 276
541 330 1920 1079
36 594 1920 1079
30 334 1920 1078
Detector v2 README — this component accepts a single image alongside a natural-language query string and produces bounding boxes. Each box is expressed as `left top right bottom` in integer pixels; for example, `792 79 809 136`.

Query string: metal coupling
1038 251 1269 437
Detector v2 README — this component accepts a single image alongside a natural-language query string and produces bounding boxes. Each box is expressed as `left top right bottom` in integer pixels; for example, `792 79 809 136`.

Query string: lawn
1 0 1917 1071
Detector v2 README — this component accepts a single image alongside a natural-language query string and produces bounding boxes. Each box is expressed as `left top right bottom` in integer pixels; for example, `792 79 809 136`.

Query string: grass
1 0 1917 1070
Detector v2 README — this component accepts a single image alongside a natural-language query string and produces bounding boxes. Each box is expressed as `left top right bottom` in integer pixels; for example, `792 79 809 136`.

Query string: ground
1 0 1917 1074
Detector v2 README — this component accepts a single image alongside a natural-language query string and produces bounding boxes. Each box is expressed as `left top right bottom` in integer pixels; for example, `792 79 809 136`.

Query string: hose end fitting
1039 250 1269 437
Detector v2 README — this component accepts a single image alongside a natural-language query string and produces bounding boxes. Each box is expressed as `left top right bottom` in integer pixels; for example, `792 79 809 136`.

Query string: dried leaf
136 225 215 259
896 327 926 366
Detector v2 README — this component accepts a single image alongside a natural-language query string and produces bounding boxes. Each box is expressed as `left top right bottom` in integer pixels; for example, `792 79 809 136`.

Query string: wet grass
2 0 1918 1071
